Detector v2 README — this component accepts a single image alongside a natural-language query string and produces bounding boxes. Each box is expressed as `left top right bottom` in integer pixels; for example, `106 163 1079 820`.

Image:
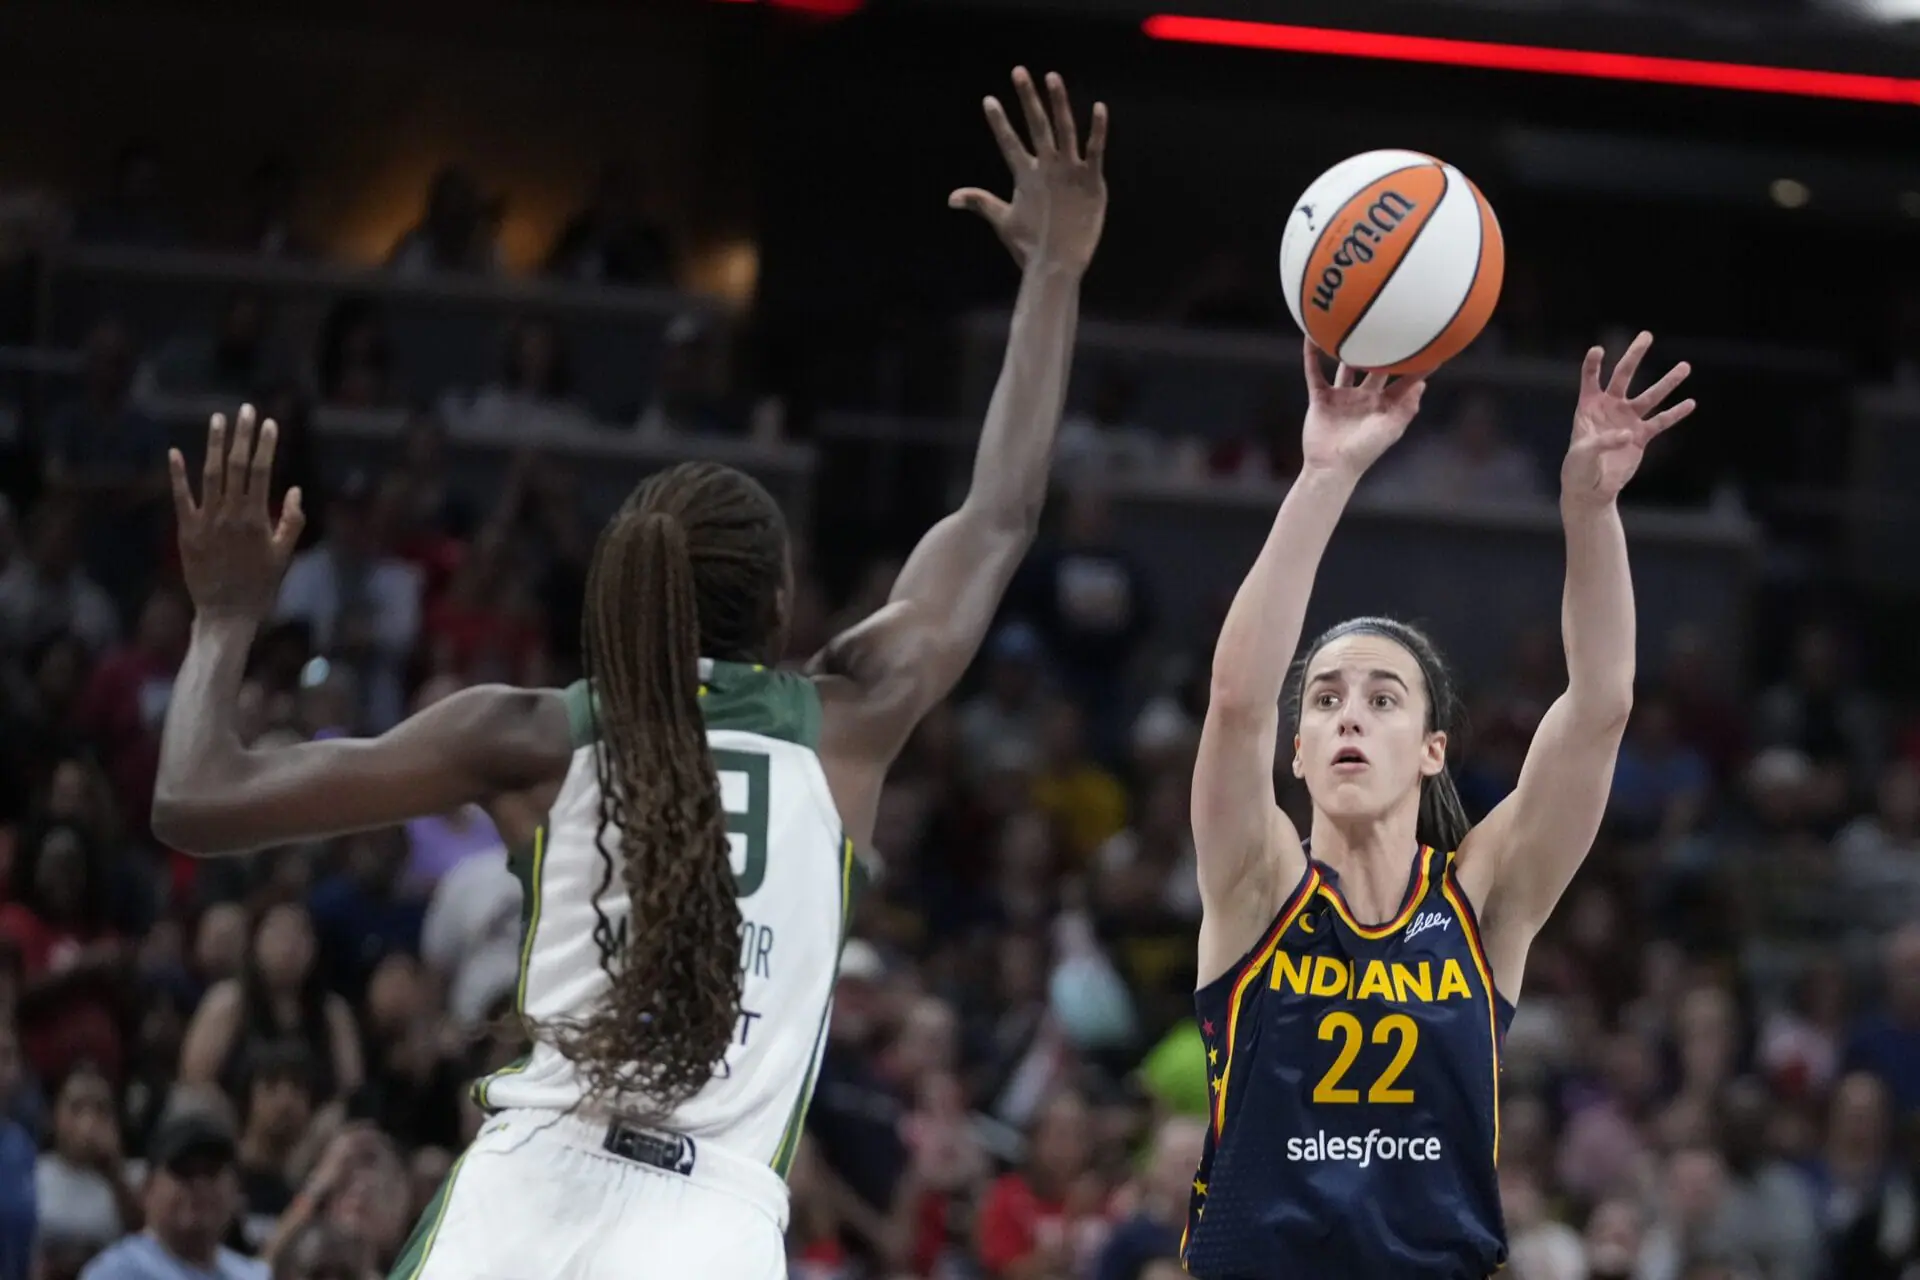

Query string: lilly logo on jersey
1286 1129 1444 1168
1403 910 1451 943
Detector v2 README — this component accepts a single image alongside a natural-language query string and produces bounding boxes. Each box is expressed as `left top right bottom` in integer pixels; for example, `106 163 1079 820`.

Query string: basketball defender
153 69 1108 1280
1182 335 1694 1278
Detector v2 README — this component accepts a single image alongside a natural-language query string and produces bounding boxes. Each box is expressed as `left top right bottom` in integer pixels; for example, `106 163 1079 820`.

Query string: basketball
1279 150 1505 376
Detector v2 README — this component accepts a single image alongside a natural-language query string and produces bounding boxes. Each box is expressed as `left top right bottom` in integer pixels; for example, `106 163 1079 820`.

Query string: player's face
1294 634 1446 823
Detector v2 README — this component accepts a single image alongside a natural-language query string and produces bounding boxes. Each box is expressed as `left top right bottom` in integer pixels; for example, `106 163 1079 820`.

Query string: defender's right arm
1193 346 1427 979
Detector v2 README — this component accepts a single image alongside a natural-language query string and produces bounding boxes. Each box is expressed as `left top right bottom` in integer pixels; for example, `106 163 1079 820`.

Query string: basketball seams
1298 160 1437 353
1329 165 1451 359
1375 174 1502 375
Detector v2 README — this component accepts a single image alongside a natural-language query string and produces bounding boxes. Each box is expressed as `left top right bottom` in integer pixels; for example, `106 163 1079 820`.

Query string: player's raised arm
1193 348 1426 969
813 69 1106 824
152 406 571 854
1461 332 1695 992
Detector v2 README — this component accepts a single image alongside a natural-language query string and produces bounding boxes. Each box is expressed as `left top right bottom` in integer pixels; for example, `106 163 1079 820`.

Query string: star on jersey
1202 1018 1216 1036
1208 1047 1219 1066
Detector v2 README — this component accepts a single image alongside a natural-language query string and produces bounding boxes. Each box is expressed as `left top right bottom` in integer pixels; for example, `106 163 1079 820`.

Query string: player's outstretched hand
1299 340 1429 479
949 67 1108 274
1561 331 1695 506
169 403 306 620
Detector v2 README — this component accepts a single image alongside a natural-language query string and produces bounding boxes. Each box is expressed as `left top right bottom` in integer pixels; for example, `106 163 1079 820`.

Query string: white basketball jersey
475 662 858 1178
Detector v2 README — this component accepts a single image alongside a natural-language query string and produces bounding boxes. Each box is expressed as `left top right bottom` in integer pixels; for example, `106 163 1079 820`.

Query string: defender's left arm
1463 334 1694 972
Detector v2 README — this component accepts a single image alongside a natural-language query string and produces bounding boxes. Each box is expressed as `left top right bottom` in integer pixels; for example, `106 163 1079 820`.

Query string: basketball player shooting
152 67 1106 1280
1180 334 1694 1278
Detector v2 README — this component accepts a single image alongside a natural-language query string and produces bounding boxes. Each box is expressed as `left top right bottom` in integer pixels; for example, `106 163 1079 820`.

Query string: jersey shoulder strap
557 664 823 750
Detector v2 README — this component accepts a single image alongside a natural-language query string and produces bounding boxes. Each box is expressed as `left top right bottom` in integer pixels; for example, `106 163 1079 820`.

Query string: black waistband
602 1121 697 1176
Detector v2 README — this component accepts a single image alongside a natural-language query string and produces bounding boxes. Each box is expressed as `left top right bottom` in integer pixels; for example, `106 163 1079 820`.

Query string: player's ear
1420 730 1447 778
1292 735 1305 778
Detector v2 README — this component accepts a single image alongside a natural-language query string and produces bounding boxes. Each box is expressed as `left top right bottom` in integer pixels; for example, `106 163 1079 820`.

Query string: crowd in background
0 143 1917 1280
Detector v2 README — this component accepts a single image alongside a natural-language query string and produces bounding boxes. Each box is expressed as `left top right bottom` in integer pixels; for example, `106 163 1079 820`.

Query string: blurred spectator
1092 1115 1204 1280
306 829 423 1004
1583 1197 1645 1280
79 1110 265 1280
37 1064 137 1273
268 1222 361 1280
76 585 188 845
387 167 501 277
229 157 312 261
1056 372 1159 481
805 941 910 1273
1030 700 1127 864
0 822 128 1087
1834 761 1920 940
634 313 735 435
975 1089 1111 1279
1810 1072 1918 1279
1757 955 1849 1102
178 902 363 1110
1609 696 1712 839
1367 390 1546 508
1500 1167 1585 1280
231 1044 315 1252
39 319 169 614
417 845 517 1031
1844 923 1920 1115
350 956 461 1153
273 475 421 731
442 319 593 439
1656 623 1749 784
1755 623 1881 814
544 163 674 286
958 624 1049 779
1013 487 1151 751
315 299 397 410
136 294 294 399
0 503 119 655
72 141 181 249
0 1021 31 1280
1637 1145 1760 1280
1715 1078 1822 1279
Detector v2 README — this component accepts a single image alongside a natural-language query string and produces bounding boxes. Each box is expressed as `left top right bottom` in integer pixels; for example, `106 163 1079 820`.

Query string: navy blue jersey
1182 844 1514 1280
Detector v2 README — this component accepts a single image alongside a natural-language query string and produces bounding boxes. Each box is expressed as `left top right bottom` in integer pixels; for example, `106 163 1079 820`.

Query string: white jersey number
713 748 769 898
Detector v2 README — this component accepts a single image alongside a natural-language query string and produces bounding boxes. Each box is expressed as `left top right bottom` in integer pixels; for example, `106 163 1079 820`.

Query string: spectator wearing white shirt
0 500 119 654
274 476 420 731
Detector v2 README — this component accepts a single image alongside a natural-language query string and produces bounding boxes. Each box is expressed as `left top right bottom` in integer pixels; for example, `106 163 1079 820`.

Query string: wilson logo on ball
1280 150 1504 376
1308 190 1419 314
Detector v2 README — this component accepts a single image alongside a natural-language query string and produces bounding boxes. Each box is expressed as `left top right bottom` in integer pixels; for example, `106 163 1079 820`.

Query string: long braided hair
555 461 789 1112
1286 616 1473 853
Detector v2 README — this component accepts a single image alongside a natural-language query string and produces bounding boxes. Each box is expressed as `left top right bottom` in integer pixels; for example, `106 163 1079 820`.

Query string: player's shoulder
426 683 576 782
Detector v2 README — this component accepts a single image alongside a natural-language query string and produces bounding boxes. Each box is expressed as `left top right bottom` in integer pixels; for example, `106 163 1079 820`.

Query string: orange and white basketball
1279 150 1504 375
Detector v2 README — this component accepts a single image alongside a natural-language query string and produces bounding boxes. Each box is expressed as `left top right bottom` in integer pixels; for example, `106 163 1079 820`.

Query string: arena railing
33 245 735 422
817 408 1761 689
0 344 814 529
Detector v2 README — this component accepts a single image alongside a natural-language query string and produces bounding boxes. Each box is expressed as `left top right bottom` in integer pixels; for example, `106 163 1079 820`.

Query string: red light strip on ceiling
1142 15 1920 106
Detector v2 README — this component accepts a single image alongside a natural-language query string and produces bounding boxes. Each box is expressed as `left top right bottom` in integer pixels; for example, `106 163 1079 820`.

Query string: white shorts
390 1111 789 1280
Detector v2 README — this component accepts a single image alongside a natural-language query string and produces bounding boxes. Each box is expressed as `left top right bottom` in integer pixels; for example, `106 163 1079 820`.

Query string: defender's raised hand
949 67 1108 273
1561 331 1694 505
169 404 305 619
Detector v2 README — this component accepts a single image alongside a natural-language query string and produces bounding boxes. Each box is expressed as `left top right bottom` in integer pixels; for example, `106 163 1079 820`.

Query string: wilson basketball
1279 150 1504 375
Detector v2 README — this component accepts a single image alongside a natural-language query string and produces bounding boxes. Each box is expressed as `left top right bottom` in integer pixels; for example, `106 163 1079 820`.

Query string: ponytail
1417 770 1472 856
559 509 744 1112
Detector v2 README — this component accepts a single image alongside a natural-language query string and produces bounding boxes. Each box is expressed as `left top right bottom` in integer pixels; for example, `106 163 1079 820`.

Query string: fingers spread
982 97 1028 171
1046 72 1080 162
168 449 198 522
1606 331 1653 398
1012 67 1055 156
1085 102 1109 171
203 414 227 506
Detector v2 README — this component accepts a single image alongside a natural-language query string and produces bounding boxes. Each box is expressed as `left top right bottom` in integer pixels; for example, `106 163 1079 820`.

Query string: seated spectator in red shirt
0 823 127 1085
977 1089 1113 1278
